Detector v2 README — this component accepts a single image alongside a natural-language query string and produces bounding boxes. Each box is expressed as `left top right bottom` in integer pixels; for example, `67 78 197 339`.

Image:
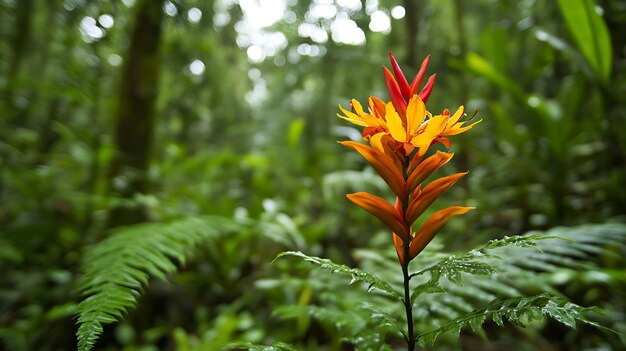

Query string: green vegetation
1 0 625 350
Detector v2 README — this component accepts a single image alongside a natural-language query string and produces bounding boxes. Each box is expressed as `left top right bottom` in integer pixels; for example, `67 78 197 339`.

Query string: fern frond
408 234 553 302
274 251 403 300
76 216 238 351
279 224 625 348
416 293 607 346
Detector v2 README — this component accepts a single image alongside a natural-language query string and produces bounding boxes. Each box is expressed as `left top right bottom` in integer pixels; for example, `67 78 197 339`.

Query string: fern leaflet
274 251 403 300
76 216 238 351
416 293 606 346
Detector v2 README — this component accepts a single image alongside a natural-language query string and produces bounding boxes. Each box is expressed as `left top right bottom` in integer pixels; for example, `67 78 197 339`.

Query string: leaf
479 233 556 251
466 52 526 102
274 251 403 300
417 294 608 346
557 0 612 84
409 234 557 303
75 216 238 351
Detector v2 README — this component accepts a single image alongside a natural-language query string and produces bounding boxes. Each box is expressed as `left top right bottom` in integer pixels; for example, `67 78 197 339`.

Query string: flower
338 51 478 264
431 106 482 149
371 95 446 156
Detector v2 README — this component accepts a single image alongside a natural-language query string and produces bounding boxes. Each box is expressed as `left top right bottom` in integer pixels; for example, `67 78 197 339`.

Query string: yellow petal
338 104 385 128
405 172 468 225
409 206 474 259
346 192 409 240
385 102 407 142
339 141 406 198
369 132 386 153
406 95 426 136
406 151 454 194
351 99 365 116
444 119 483 136
338 104 360 120
448 105 464 125
411 115 447 156
337 113 368 127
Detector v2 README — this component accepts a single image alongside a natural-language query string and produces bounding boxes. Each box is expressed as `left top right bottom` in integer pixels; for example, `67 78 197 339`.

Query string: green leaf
557 0 612 84
479 234 554 251
417 294 607 346
75 216 238 351
287 118 305 149
359 303 406 339
274 251 403 300
410 234 557 303
466 52 526 101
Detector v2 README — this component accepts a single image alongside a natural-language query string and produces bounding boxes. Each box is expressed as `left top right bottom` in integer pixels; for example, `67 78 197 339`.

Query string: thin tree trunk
403 0 419 66
3 0 33 124
108 0 164 225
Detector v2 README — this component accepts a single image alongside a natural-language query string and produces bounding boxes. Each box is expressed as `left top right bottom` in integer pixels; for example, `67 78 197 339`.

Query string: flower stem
402 260 415 350
401 156 415 350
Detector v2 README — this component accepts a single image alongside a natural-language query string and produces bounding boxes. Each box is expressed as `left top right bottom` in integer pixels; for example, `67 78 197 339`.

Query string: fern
76 216 238 351
409 234 555 302
416 293 606 346
275 223 626 348
274 251 403 300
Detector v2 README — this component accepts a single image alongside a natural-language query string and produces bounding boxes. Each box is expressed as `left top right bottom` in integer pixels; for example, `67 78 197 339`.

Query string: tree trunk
108 0 164 225
403 0 419 66
2 0 33 124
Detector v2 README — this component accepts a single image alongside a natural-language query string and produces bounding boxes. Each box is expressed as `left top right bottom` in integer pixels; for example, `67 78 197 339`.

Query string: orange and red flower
338 52 479 265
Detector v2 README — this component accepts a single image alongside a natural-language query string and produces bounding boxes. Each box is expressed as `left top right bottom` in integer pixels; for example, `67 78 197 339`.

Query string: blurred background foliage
1 0 625 350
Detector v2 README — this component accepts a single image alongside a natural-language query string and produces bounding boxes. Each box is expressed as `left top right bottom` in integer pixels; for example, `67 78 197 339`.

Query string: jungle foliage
1 0 625 350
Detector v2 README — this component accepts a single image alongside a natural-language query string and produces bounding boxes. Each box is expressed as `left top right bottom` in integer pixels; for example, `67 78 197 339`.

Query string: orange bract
346 192 410 240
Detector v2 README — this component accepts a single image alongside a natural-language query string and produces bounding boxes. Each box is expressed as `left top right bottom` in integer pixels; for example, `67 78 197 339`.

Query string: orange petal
389 52 411 99
409 206 474 259
369 96 387 120
339 141 405 198
394 196 402 214
407 154 424 175
418 74 437 103
405 172 468 225
380 136 405 172
346 192 409 240
383 66 407 120
434 137 452 149
393 232 405 265
406 151 454 194
409 55 431 96
403 142 414 156
362 126 379 138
